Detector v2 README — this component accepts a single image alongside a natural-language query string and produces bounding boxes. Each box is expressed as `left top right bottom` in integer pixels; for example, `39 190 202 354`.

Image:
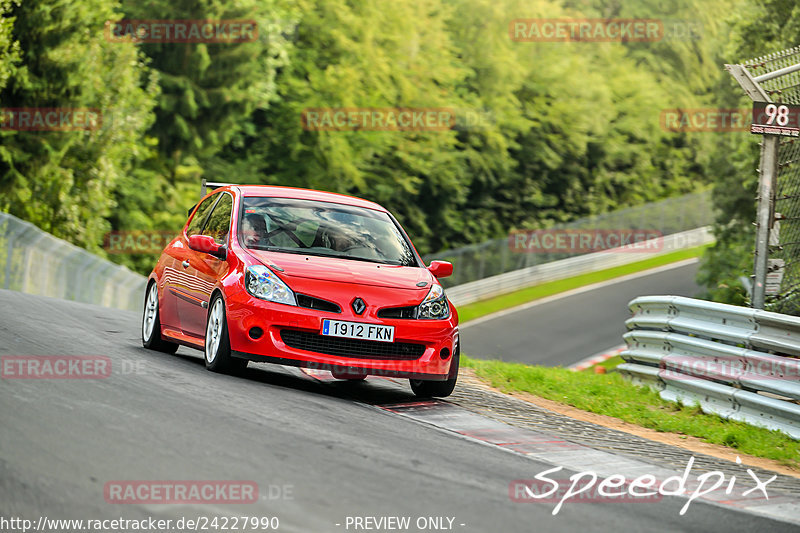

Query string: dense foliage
0 0 788 282
696 0 800 305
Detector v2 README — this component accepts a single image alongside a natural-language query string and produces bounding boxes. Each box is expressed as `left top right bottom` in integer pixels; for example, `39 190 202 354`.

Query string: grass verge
462 355 800 467
583 355 624 372
457 244 711 324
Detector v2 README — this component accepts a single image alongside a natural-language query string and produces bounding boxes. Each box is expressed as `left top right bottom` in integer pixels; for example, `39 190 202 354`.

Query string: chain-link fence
424 190 713 288
0 212 146 311
734 46 800 314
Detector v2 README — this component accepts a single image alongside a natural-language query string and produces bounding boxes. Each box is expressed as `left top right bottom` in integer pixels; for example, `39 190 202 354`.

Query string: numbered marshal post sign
751 102 800 137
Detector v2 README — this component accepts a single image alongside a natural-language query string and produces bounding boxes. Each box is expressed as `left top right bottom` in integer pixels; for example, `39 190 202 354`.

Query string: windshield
239 196 418 266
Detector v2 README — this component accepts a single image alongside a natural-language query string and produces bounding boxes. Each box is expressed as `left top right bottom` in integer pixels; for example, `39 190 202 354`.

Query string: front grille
377 306 418 319
280 329 425 359
296 294 341 313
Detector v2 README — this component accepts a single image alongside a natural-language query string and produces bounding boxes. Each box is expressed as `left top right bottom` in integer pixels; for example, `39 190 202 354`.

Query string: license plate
321 319 395 343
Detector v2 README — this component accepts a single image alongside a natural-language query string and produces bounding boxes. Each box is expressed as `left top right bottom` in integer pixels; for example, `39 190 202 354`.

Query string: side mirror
188 234 226 260
427 260 453 279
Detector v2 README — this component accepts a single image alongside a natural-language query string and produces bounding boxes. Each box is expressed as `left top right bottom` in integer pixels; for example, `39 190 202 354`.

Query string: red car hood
246 250 433 290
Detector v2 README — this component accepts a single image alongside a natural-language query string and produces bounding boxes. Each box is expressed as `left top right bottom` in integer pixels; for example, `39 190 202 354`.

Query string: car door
161 193 219 332
178 192 233 338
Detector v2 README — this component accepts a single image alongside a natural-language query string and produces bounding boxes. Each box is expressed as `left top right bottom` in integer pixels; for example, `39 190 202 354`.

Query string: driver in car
241 213 267 247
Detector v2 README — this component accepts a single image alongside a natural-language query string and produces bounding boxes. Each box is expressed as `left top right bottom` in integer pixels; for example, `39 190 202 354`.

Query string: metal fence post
726 62 779 309
753 136 780 308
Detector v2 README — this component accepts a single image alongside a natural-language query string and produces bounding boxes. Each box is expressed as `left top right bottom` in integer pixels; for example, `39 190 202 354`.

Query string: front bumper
225 289 458 380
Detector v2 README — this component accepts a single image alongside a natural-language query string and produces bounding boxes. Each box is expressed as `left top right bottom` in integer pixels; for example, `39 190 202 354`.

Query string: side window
203 193 233 245
186 194 218 236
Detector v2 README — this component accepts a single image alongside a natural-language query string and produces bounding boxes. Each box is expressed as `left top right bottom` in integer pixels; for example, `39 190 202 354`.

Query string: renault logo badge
351 297 366 315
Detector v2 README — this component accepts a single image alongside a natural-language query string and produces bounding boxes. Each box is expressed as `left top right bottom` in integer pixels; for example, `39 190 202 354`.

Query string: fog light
439 347 450 360
249 327 264 340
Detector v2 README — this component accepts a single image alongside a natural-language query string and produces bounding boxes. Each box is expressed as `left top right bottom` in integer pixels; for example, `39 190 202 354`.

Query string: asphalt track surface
1 288 796 532
460 260 701 367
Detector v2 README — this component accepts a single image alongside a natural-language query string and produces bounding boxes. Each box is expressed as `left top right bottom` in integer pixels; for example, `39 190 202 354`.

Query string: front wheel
142 282 179 354
410 349 459 398
204 294 247 374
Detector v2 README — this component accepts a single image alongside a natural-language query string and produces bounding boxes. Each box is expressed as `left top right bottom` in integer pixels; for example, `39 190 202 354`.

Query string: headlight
245 265 297 306
417 284 450 320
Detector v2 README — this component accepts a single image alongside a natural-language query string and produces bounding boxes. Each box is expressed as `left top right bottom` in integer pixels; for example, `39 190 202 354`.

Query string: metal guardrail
620 295 800 439
425 190 713 288
0 212 146 311
446 227 713 307
1 209 712 313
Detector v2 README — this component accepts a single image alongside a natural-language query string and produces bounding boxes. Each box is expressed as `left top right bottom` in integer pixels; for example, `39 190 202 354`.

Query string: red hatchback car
142 184 460 397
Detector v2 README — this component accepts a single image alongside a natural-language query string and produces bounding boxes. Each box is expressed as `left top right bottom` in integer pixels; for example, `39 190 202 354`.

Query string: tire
142 281 179 354
410 347 459 398
204 294 247 374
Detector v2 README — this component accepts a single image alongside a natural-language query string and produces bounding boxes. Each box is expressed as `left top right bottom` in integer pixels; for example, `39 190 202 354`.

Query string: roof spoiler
201 178 236 200
187 179 237 216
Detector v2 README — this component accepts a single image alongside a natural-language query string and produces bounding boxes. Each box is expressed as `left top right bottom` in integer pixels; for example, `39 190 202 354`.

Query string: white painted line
460 257 699 329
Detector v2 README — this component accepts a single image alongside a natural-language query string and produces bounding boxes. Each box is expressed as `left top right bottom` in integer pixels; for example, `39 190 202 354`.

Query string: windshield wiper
322 255 410 266
248 245 408 265
248 245 309 254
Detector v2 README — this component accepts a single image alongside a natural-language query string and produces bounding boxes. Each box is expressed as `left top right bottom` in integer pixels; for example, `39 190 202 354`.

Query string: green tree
0 0 20 93
0 0 157 253
697 0 799 304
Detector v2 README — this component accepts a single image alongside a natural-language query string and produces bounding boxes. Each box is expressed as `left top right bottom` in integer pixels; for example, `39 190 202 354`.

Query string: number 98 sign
751 102 800 136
